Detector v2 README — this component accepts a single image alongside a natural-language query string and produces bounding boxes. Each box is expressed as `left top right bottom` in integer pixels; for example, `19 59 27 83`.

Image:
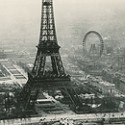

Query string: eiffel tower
20 0 82 113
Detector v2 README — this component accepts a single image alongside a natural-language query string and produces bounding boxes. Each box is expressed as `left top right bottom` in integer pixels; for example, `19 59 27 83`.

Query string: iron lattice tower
32 0 65 76
20 0 82 113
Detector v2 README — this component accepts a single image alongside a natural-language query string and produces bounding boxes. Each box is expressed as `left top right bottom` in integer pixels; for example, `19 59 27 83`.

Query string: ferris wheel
83 31 104 58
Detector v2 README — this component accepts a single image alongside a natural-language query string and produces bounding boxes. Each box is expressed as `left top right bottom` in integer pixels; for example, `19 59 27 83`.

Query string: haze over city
0 0 125 47
1 0 125 124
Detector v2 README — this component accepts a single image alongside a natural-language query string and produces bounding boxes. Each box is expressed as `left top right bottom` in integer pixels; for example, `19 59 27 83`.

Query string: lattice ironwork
20 0 82 113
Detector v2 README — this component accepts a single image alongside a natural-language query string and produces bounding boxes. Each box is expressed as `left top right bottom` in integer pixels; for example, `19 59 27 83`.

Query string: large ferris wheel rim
83 31 104 57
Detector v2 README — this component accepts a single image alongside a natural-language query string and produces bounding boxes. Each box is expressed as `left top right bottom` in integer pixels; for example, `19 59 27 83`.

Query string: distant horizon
0 0 125 47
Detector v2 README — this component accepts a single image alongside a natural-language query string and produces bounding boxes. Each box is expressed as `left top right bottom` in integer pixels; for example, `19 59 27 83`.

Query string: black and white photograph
0 0 125 124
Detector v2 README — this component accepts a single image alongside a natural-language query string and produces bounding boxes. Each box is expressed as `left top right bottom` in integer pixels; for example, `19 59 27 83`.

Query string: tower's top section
43 0 52 5
38 0 59 49
32 0 67 77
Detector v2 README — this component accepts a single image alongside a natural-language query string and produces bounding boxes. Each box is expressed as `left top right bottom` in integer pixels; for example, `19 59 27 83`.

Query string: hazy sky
0 0 125 46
